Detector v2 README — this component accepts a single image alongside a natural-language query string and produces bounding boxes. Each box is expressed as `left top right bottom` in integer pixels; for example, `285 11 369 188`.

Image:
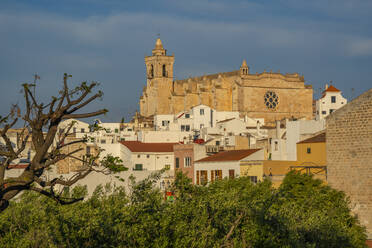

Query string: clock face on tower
264 91 279 110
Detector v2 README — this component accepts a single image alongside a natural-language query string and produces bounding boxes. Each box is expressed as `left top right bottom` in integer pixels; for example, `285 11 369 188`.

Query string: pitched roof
195 149 261 163
324 85 341 93
297 132 326 144
120 141 177 153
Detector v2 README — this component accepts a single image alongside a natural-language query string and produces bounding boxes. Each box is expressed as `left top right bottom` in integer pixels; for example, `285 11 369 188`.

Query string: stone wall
139 39 313 124
326 89 372 238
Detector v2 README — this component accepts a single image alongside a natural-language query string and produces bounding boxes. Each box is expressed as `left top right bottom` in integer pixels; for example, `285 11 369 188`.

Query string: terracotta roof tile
324 85 341 92
297 132 326 144
195 149 261 162
120 141 178 153
366 240 372 248
8 164 29 169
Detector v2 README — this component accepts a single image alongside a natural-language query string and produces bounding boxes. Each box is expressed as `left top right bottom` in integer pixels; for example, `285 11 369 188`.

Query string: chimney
325 84 328 90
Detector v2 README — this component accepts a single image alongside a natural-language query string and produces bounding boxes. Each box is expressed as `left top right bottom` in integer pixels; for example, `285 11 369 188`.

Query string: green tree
0 171 367 247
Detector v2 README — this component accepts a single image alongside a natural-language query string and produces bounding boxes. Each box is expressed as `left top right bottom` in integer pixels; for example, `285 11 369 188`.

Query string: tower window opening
149 64 154 78
162 64 167 77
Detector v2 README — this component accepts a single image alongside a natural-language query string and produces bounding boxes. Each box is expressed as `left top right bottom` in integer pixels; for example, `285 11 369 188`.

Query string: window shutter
211 170 215 182
197 171 200 185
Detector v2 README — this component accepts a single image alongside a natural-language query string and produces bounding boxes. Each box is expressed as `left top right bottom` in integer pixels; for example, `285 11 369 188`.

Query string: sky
0 0 371 123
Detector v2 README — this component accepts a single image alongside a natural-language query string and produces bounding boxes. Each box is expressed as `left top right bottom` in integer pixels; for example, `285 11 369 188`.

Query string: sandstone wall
140 68 313 124
326 89 372 238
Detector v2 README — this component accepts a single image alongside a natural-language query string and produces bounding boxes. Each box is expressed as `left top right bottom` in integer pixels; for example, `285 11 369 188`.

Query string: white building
153 104 240 132
316 85 347 120
138 130 192 143
120 141 176 172
194 149 264 185
285 119 326 161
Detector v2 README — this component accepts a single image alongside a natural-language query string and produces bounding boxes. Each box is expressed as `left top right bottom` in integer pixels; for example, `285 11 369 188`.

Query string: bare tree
0 74 125 212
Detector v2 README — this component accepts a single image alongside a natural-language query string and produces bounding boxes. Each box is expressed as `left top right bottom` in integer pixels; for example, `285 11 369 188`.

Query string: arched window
149 64 154 78
162 64 167 77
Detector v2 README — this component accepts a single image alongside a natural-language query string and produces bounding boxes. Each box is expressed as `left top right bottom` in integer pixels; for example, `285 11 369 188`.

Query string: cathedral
139 38 313 124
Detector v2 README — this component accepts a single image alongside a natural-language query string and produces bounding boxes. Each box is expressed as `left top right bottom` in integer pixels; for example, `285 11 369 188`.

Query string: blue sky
1 0 371 122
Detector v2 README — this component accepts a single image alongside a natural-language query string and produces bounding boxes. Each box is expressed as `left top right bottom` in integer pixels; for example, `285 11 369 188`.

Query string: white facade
138 130 191 143
286 119 326 161
194 160 241 183
153 105 241 133
120 145 174 171
316 85 347 120
194 149 264 184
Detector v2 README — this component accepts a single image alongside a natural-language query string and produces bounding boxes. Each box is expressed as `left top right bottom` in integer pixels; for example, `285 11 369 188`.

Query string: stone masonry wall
326 89 372 238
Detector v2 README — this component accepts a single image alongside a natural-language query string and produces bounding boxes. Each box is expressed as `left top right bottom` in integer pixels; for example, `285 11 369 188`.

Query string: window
73 127 76 133
216 141 220 146
137 154 141 158
330 109 335 114
200 170 208 185
162 120 170 127
134 164 143 171
210 170 222 182
86 146 91 155
181 125 185 131
200 109 204 115
175 157 180 168
229 169 235 179
264 91 279 109
101 139 106 144
115 128 119 133
90 137 95 142
274 141 278 151
162 64 167 77
81 128 85 133
331 96 336 103
184 157 191 167
120 138 125 141
322 111 326 115
214 170 222 180
249 176 258 184
185 113 190 118
149 64 154 78
307 147 311 154
165 164 170 170
185 125 190 131
146 155 150 158
127 129 132 131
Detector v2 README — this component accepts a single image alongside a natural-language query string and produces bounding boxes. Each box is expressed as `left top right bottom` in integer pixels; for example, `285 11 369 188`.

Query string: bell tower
145 38 174 80
240 59 249 78
143 38 175 116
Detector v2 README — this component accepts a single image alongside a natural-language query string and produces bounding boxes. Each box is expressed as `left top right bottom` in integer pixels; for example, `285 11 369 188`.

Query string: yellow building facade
140 39 314 124
240 132 327 187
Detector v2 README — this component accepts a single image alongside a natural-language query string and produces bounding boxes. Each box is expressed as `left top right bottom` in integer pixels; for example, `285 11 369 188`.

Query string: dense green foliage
0 172 367 247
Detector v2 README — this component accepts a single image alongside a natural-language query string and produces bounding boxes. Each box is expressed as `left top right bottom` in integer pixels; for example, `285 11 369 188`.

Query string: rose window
264 91 279 109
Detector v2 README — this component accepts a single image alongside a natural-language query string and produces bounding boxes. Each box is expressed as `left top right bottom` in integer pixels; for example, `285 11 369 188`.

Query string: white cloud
349 39 372 56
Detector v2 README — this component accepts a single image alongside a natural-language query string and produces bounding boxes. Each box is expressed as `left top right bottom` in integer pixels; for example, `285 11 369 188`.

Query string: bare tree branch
63 109 108 119
0 73 115 212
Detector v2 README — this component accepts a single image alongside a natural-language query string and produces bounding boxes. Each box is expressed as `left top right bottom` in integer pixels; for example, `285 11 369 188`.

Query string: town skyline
1 0 371 122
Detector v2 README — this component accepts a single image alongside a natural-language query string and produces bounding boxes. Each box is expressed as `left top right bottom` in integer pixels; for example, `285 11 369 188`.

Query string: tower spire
152 38 166 56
